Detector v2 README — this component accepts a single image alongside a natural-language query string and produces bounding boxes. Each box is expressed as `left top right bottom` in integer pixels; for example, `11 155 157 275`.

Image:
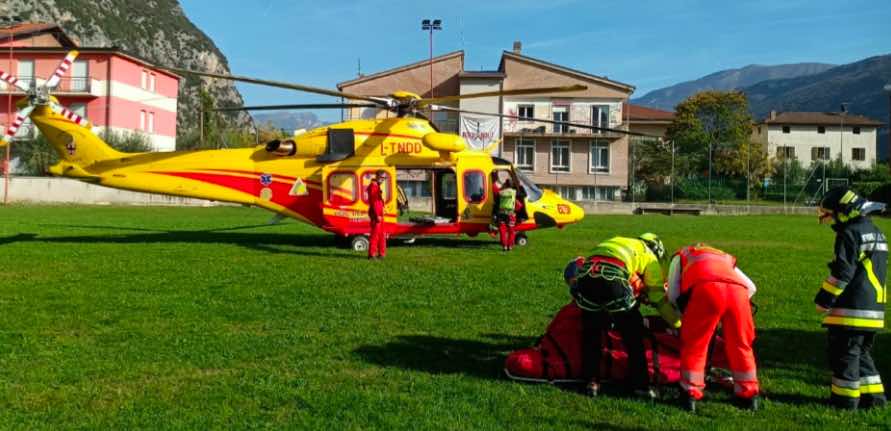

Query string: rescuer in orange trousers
367 170 387 259
667 244 759 412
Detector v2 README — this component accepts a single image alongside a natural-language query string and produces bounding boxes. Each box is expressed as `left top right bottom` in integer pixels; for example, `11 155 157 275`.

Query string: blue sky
180 0 891 121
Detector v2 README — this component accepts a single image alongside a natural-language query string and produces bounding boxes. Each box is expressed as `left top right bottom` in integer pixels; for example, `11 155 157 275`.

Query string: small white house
753 111 884 169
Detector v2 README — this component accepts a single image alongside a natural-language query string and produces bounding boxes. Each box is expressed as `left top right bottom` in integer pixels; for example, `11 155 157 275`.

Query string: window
817 126 826 134
398 180 431 198
853 127 861 135
71 60 88 92
17 60 34 88
555 186 573 200
550 140 570 172
592 105 610 133
811 146 830 161
139 110 146 130
579 186 617 201
462 170 486 203
777 146 795 159
440 172 457 200
853 148 866 161
782 126 790 134
515 138 535 171
590 140 609 173
141 70 147 89
149 73 156 92
361 171 392 203
327 172 357 205
147 112 155 134
518 104 534 121
553 106 569 133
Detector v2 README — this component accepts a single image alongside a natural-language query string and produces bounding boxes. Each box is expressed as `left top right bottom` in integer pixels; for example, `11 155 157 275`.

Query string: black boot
679 392 696 412
734 395 760 411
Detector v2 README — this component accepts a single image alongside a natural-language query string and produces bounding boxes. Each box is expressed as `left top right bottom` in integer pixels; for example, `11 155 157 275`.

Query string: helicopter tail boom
31 105 126 173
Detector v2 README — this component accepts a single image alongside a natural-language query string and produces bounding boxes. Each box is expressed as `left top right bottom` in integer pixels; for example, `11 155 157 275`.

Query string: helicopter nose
565 200 584 223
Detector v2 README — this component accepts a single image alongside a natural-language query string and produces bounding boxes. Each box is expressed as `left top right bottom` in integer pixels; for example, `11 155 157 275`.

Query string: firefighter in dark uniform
815 187 887 410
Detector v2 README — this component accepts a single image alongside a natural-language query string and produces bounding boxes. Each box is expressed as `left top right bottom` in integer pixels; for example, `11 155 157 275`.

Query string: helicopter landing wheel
515 233 529 247
350 235 370 252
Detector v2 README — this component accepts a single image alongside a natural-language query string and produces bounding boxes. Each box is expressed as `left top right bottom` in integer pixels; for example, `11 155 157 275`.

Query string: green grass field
0 206 889 429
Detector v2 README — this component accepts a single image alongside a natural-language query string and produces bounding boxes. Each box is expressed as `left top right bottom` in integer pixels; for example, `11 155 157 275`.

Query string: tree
665 91 754 178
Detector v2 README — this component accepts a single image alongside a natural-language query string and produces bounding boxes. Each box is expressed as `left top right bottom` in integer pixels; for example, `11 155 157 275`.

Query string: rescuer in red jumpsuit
667 244 760 412
367 170 387 259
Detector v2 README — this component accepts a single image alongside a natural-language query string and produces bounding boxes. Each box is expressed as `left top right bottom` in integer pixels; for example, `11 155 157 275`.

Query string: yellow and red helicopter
0 50 638 251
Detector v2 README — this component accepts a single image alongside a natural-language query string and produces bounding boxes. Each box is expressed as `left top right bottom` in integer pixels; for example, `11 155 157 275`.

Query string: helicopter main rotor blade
0 105 35 146
161 67 386 105
429 104 662 139
212 103 380 112
418 84 587 106
0 68 30 92
45 50 80 90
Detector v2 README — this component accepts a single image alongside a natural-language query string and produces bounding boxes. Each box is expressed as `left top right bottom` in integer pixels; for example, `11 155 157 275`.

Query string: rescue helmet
819 186 864 224
639 232 665 259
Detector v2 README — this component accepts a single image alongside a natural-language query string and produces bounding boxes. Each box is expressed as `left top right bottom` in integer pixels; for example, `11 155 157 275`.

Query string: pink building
0 22 179 151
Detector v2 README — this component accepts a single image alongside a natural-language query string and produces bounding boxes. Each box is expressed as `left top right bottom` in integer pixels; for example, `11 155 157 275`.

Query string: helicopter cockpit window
515 170 543 202
463 170 486 204
361 171 392 203
327 172 357 205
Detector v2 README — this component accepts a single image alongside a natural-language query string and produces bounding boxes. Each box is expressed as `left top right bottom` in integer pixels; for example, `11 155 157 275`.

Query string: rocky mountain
0 0 251 137
633 63 836 111
252 111 325 134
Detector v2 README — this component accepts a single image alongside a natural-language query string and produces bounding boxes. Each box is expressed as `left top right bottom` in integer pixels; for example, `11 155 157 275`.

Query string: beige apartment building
337 43 660 201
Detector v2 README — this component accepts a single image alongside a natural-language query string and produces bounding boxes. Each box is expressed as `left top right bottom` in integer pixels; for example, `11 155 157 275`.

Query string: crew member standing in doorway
367 170 387 259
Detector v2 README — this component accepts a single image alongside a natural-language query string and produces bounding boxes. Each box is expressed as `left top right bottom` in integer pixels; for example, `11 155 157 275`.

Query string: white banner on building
460 115 499 152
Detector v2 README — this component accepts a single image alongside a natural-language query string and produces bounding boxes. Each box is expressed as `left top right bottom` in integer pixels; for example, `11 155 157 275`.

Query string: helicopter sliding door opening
433 169 458 222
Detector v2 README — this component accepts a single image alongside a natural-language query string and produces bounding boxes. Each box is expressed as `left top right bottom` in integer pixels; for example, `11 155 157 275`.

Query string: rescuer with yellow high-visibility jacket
816 186 887 410
667 244 759 412
563 233 681 399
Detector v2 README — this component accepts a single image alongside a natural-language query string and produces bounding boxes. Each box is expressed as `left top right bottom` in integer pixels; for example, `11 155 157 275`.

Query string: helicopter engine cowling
265 139 296 156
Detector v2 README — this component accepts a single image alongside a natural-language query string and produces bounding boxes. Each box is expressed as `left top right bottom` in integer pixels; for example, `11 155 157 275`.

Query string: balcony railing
504 120 624 138
0 77 91 93
53 77 92 93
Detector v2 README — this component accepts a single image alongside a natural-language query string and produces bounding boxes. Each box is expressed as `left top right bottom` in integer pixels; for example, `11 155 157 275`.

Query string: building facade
0 22 180 151
337 44 638 201
752 111 883 169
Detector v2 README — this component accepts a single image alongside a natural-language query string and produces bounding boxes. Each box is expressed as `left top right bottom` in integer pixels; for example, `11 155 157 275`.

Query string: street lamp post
884 84 891 169
421 19 442 98
840 102 849 167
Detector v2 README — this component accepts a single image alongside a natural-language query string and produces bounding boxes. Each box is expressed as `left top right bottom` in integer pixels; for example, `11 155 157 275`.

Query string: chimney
769 110 777 121
512 41 522 55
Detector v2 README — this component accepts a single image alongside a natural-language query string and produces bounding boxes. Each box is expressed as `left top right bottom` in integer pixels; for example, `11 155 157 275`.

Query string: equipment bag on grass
504 302 731 385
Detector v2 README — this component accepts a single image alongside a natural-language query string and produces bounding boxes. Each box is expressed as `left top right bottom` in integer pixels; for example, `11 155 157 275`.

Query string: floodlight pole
421 19 442 99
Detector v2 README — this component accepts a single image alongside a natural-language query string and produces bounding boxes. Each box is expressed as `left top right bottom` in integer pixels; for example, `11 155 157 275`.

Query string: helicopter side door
321 165 396 234
456 162 493 225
